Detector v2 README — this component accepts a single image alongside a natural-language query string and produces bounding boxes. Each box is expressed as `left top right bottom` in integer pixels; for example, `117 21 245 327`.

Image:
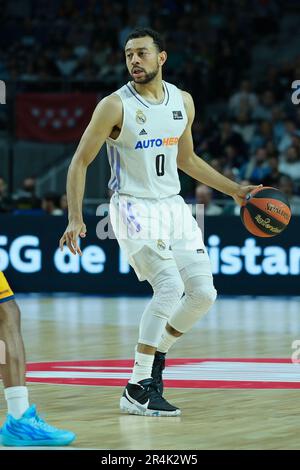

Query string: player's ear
159 51 167 66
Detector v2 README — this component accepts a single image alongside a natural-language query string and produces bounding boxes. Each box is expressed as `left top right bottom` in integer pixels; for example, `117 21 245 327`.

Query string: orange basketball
240 186 291 237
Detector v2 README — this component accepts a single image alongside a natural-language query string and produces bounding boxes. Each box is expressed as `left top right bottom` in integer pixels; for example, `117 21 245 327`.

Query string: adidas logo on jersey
139 129 147 135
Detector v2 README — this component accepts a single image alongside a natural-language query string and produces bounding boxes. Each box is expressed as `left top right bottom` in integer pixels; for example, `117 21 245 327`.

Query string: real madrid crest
157 239 166 250
136 109 146 124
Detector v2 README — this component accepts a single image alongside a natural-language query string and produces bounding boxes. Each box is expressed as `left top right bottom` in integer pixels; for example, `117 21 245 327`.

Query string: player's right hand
59 221 87 255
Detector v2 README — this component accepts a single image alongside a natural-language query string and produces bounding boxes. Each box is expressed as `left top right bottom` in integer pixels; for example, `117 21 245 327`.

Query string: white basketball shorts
109 193 212 281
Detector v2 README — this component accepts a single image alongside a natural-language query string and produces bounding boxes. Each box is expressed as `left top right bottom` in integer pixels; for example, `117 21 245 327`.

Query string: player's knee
186 278 217 310
193 283 217 308
154 273 184 302
198 284 217 309
151 271 184 319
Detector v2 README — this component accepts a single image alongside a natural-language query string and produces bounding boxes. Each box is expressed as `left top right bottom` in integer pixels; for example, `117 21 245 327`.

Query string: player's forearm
66 159 87 222
179 153 240 196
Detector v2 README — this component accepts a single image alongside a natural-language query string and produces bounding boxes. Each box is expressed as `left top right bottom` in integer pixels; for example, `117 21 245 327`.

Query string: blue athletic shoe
1 404 76 447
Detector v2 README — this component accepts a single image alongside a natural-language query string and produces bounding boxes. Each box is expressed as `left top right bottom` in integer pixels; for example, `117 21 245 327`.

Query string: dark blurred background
0 0 300 217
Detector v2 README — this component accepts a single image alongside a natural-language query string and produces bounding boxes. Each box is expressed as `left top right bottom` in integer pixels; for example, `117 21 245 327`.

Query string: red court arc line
26 378 300 389
26 358 293 371
23 358 300 390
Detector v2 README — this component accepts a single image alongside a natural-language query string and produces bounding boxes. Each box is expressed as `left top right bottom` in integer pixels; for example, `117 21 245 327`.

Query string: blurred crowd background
1 0 300 216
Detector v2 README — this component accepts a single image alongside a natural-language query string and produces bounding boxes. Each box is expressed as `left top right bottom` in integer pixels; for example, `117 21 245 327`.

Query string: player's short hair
125 28 166 52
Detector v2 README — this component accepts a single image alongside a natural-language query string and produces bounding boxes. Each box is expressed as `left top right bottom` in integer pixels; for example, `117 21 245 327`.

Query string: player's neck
132 77 164 104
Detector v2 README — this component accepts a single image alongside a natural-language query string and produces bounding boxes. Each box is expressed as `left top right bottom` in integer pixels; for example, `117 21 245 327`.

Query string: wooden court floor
1 295 300 450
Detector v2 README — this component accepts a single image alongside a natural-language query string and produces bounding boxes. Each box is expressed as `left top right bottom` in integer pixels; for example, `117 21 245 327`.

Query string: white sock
157 329 180 353
4 386 29 419
129 349 154 384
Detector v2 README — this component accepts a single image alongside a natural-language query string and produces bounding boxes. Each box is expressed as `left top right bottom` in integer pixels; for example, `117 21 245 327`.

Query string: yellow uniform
0 272 15 303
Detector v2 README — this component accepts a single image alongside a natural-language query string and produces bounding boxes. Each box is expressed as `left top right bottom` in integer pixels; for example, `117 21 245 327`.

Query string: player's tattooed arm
177 91 260 205
59 94 122 255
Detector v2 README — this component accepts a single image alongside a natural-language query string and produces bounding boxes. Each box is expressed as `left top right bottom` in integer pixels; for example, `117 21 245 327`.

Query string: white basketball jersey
106 81 188 198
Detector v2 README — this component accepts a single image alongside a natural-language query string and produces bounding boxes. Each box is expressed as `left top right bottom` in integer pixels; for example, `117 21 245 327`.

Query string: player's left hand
232 184 263 206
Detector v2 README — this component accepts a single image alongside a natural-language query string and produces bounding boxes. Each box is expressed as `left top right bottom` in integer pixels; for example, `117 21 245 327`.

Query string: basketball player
0 272 75 445
59 28 259 417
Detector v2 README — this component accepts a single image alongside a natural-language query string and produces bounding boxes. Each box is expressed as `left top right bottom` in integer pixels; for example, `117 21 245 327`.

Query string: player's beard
131 64 159 84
